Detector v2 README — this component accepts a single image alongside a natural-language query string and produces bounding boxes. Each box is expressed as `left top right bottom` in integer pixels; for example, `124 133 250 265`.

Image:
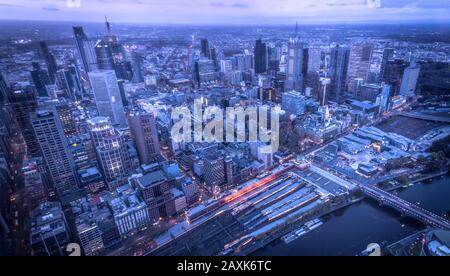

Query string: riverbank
385 170 449 192
252 173 450 256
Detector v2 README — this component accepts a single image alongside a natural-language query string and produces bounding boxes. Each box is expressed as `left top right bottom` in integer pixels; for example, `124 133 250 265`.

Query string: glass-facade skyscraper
329 45 350 103
89 70 127 128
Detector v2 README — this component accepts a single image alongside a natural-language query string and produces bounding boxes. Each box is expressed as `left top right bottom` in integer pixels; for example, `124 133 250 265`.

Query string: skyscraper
383 59 409 96
285 38 306 92
348 44 373 83
0 72 8 104
329 45 350 103
8 88 40 157
30 62 50 97
88 117 132 190
130 52 144 83
89 70 127 127
210 47 218 69
377 84 391 113
39 41 58 84
400 63 420 98
31 109 78 196
95 40 115 71
22 158 48 210
73 26 98 72
128 111 161 165
254 39 267 74
379 48 394 82
201 39 211 59
308 48 322 73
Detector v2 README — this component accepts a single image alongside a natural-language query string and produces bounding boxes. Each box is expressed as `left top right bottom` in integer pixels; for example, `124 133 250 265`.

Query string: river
252 174 450 256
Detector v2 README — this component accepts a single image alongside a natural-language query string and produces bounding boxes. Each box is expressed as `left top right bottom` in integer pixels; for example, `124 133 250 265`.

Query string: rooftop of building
110 192 146 216
136 170 167 189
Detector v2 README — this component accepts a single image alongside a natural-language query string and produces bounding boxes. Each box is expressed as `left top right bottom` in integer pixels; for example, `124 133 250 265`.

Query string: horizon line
1 18 450 27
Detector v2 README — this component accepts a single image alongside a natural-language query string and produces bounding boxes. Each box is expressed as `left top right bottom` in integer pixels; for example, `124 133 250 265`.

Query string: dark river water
252 175 450 256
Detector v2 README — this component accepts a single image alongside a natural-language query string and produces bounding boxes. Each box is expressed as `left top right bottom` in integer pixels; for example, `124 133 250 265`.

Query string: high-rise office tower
308 48 322 73
285 38 306 92
382 59 409 96
31 109 78 196
377 84 391 113
40 100 77 136
89 70 127 128
302 48 309 88
400 63 420 98
30 62 51 97
103 17 121 54
88 117 132 191
348 44 373 84
379 48 394 82
56 103 76 136
117 79 128 107
95 40 115 71
350 78 364 99
30 202 71 256
0 72 8 104
8 88 40 157
128 111 161 165
73 26 98 72
130 52 144 83
329 45 350 103
254 39 267 74
54 66 84 101
210 47 218 69
201 39 211 59
67 65 85 100
22 158 48 210
39 41 58 84
267 45 281 71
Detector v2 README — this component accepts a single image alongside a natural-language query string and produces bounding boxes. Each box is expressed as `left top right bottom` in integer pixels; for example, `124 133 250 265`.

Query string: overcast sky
0 0 449 24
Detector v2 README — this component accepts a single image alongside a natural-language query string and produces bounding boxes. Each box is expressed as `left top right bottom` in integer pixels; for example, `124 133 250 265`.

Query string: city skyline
0 2 449 259
0 0 450 24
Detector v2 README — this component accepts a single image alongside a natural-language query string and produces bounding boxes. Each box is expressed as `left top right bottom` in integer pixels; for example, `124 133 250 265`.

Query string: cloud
0 0 449 24
210 2 225 7
42 5 60 11
232 2 250 9
210 1 250 9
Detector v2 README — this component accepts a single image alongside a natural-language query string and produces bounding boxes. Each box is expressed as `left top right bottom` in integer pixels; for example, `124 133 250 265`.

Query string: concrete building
203 154 225 187
109 191 149 238
128 111 160 165
89 70 127 127
400 63 420 98
285 38 306 92
282 90 306 116
136 170 175 222
31 109 78 196
22 159 48 209
30 202 70 256
88 117 132 191
348 44 373 83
